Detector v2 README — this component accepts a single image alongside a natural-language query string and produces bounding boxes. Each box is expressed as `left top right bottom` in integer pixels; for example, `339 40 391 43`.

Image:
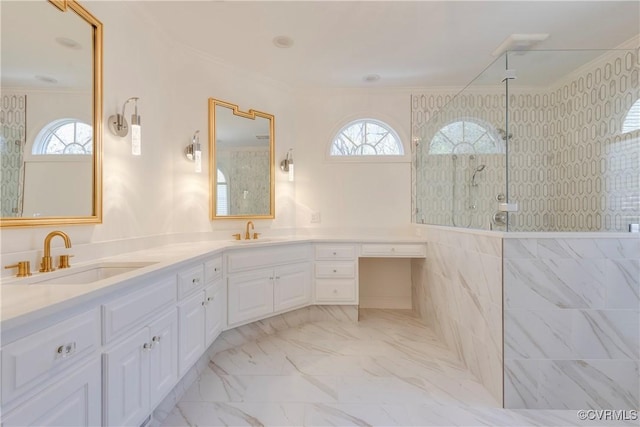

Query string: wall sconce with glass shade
280 148 294 182
108 97 141 155
184 130 202 173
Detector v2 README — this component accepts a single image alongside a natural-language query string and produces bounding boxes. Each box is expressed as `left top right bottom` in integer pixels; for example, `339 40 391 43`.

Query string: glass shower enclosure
413 48 639 232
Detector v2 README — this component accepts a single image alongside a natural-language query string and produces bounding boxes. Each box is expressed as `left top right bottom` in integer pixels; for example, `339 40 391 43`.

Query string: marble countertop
1 235 426 337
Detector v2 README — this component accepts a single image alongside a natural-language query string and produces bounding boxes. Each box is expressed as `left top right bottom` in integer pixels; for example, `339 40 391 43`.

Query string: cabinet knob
276 276 281 280
333 269 337 273
201 301 207 306
192 278 200 284
333 252 337 255
152 336 161 343
333 289 338 294
207 296 214 302
55 342 76 358
143 342 152 350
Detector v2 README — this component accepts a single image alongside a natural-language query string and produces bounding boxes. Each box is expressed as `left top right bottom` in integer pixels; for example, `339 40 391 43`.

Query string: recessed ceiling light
363 74 381 83
273 36 294 49
35 75 58 84
55 37 82 50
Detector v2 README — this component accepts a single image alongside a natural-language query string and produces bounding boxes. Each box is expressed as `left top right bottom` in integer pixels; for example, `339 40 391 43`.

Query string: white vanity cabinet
1 309 102 427
178 257 224 374
226 244 312 327
102 277 178 427
314 244 359 304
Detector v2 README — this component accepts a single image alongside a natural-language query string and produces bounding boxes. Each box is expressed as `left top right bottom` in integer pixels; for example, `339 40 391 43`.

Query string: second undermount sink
28 261 158 285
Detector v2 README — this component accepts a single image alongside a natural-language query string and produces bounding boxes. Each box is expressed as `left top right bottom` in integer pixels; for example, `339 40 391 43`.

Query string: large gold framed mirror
0 0 102 227
209 98 275 220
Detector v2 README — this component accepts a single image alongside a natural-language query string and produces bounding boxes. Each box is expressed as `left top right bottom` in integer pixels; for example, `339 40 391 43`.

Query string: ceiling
138 1 640 89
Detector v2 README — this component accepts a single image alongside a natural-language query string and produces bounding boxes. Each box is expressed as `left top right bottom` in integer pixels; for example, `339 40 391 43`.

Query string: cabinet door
1 358 101 427
149 309 178 408
205 282 224 347
178 291 205 375
227 269 274 326
103 328 150 427
274 262 311 313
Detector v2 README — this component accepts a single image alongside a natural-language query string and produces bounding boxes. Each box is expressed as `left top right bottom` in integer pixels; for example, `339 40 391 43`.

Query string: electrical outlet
310 212 321 223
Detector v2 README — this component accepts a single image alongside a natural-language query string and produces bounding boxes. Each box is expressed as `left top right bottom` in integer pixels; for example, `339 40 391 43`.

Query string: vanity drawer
315 279 357 303
1 308 100 405
178 263 205 299
360 243 426 258
205 257 223 283
227 244 312 273
102 277 176 344
315 245 356 260
315 262 355 278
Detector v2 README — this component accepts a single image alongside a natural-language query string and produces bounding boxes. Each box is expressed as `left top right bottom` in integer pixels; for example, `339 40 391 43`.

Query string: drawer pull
333 289 338 294
333 252 337 255
214 267 219 272
192 278 200 284
143 342 152 350
276 276 281 280
391 247 396 252
207 296 214 302
201 300 207 306
152 336 161 344
333 269 337 273
55 342 76 358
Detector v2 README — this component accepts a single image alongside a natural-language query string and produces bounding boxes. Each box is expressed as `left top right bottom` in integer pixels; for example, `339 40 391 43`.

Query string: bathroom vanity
0 237 425 427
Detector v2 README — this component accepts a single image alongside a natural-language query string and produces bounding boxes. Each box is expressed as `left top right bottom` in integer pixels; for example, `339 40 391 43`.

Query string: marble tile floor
161 309 638 427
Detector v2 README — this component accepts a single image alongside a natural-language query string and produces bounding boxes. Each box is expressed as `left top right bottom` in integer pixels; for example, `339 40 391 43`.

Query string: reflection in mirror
0 0 102 227
209 98 274 219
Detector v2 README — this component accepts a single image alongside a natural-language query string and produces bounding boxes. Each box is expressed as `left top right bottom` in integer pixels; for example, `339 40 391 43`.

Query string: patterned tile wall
0 94 26 217
412 49 640 232
503 236 640 409
217 150 270 216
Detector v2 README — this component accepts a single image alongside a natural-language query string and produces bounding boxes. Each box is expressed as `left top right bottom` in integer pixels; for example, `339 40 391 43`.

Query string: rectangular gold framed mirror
0 0 102 227
209 98 275 220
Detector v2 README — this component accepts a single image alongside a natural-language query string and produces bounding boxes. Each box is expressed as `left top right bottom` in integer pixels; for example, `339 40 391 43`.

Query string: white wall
1 3 418 257
293 88 414 232
0 2 297 255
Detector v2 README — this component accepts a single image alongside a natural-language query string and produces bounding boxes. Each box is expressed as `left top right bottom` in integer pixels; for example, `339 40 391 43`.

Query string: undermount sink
28 261 158 285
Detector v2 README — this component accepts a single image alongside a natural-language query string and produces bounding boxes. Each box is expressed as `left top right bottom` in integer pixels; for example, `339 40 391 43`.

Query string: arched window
216 169 229 216
33 118 92 155
622 99 640 133
429 119 503 155
330 119 403 157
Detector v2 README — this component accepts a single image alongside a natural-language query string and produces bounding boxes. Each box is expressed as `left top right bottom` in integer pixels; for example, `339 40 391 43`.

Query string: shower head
471 164 486 186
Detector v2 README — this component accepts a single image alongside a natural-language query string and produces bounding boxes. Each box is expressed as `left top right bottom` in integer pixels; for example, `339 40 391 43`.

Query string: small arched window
622 99 640 134
330 119 403 157
216 169 229 216
33 118 93 155
429 119 503 155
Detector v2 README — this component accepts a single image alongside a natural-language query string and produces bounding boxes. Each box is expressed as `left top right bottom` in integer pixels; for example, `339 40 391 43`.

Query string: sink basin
28 261 158 285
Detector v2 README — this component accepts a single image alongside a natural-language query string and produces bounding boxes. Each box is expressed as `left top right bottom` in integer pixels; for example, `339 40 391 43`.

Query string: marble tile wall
411 226 504 403
504 236 640 409
151 305 358 426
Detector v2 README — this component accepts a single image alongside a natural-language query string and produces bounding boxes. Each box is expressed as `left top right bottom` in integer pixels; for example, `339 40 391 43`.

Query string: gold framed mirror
209 98 275 220
0 0 102 228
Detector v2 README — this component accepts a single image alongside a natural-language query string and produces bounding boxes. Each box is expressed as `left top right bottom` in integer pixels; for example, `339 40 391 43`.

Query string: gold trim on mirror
1 0 102 228
48 0 68 12
209 98 275 220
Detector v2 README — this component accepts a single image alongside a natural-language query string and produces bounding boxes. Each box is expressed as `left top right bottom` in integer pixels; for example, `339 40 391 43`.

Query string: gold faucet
245 221 255 240
40 231 72 272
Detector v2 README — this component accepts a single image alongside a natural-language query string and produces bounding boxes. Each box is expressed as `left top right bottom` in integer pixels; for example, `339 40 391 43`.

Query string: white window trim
326 117 411 163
